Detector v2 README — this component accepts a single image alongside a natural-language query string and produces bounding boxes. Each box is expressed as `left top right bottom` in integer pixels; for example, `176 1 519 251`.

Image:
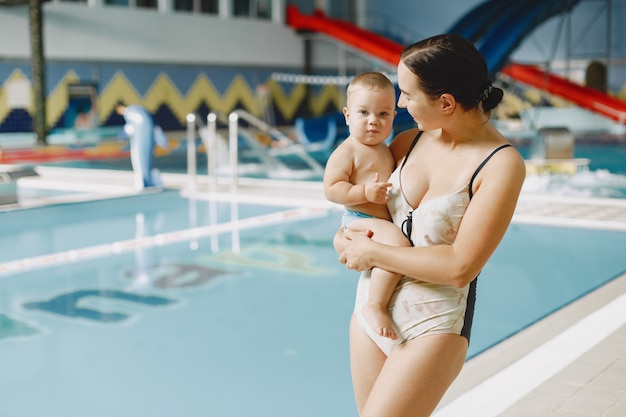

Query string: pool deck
431 193 626 416
9 167 626 417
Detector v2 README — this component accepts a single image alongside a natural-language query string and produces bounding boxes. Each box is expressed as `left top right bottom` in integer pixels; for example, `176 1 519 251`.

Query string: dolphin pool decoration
116 103 169 191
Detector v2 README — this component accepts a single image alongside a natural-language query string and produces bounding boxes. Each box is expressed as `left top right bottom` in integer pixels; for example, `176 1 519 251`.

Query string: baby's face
344 87 397 146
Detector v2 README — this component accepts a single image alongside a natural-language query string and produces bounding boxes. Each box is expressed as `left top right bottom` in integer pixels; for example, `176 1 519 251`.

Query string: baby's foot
362 302 397 340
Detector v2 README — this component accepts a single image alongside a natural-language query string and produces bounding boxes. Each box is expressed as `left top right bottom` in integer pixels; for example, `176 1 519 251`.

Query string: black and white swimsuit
354 133 511 355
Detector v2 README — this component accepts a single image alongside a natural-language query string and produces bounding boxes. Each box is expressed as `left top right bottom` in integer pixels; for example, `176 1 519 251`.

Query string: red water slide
286 5 402 66
502 63 626 124
286 5 626 125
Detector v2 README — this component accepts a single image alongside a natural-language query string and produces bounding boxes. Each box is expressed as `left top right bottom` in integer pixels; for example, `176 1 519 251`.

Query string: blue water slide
476 0 581 75
294 0 581 148
447 0 514 42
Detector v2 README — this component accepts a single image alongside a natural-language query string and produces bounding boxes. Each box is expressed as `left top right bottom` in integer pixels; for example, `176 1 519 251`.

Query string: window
174 0 218 14
137 0 157 8
233 0 272 19
105 0 129 5
104 0 157 8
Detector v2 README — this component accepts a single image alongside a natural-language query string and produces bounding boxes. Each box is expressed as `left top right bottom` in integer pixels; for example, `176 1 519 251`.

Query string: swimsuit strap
468 144 512 200
398 131 424 220
400 130 423 170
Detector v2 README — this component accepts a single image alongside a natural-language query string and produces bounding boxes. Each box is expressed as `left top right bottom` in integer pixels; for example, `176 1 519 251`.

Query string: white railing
228 112 240 191
230 109 325 177
186 112 219 191
186 113 198 190
186 109 325 191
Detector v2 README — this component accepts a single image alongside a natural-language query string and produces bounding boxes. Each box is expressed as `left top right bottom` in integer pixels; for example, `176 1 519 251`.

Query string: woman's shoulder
477 140 527 190
389 128 421 160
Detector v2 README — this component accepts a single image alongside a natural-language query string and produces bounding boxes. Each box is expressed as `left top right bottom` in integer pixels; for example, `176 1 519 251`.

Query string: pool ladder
186 110 325 192
185 112 219 192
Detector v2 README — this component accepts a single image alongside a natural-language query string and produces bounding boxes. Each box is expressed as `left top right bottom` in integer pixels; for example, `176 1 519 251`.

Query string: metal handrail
232 109 292 146
228 112 239 191
206 113 218 192
186 112 219 191
186 113 199 190
187 109 326 192
230 109 325 178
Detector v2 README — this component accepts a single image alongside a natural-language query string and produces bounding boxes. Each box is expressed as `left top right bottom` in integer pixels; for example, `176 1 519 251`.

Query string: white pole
272 0 283 24
186 113 197 191
228 112 239 191
207 113 218 193
219 0 230 19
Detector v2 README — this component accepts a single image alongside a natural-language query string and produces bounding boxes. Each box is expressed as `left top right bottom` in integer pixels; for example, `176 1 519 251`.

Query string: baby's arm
324 146 390 206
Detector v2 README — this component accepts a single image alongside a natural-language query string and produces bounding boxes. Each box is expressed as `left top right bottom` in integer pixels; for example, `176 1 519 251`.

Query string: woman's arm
338 147 526 288
333 226 372 255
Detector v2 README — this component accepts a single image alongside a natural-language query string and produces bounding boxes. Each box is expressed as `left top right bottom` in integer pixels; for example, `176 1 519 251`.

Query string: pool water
0 191 625 417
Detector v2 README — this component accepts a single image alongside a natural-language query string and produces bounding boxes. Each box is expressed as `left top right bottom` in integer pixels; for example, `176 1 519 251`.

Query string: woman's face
397 61 440 131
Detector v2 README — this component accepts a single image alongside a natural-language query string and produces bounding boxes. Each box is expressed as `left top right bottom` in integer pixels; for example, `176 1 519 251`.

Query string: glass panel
105 0 129 5
233 0 250 17
136 0 157 8
174 0 194 11
256 0 271 19
285 0 315 15
200 0 218 14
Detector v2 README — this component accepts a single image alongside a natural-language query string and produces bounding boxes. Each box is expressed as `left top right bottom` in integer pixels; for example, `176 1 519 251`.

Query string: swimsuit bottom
354 270 469 356
341 209 374 229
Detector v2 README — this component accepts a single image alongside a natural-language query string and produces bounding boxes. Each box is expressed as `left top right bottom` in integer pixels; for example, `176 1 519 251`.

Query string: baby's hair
347 72 395 96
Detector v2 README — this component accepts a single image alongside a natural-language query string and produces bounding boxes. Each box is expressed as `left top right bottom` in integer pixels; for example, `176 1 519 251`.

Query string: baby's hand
364 173 392 204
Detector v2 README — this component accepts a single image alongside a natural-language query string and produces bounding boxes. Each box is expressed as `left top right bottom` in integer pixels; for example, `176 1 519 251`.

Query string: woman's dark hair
400 33 503 112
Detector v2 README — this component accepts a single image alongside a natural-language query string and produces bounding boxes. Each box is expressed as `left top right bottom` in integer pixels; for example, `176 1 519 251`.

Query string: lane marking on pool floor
0 206 333 276
433 292 626 417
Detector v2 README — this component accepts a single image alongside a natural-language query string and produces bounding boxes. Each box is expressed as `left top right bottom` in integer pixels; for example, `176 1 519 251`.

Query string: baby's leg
348 217 412 339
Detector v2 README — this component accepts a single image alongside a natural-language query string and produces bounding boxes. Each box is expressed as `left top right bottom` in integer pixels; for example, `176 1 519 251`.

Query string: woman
335 34 526 417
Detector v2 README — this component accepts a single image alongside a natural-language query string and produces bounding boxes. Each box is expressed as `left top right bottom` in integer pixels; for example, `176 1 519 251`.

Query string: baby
324 71 411 340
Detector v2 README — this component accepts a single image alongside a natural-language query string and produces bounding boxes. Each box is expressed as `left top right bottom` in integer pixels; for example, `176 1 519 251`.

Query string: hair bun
481 85 503 111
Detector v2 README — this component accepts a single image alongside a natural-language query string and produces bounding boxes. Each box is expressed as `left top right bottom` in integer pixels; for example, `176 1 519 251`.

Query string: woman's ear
440 93 456 115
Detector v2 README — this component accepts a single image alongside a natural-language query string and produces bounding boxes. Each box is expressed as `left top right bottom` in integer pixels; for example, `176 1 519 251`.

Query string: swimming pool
0 189 625 417
46 137 626 199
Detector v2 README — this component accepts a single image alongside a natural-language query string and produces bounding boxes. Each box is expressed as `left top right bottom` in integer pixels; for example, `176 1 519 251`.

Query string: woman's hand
337 228 376 271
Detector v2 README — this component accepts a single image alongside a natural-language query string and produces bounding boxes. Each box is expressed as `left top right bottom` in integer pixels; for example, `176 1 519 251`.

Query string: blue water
0 191 625 417
0 190 282 263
